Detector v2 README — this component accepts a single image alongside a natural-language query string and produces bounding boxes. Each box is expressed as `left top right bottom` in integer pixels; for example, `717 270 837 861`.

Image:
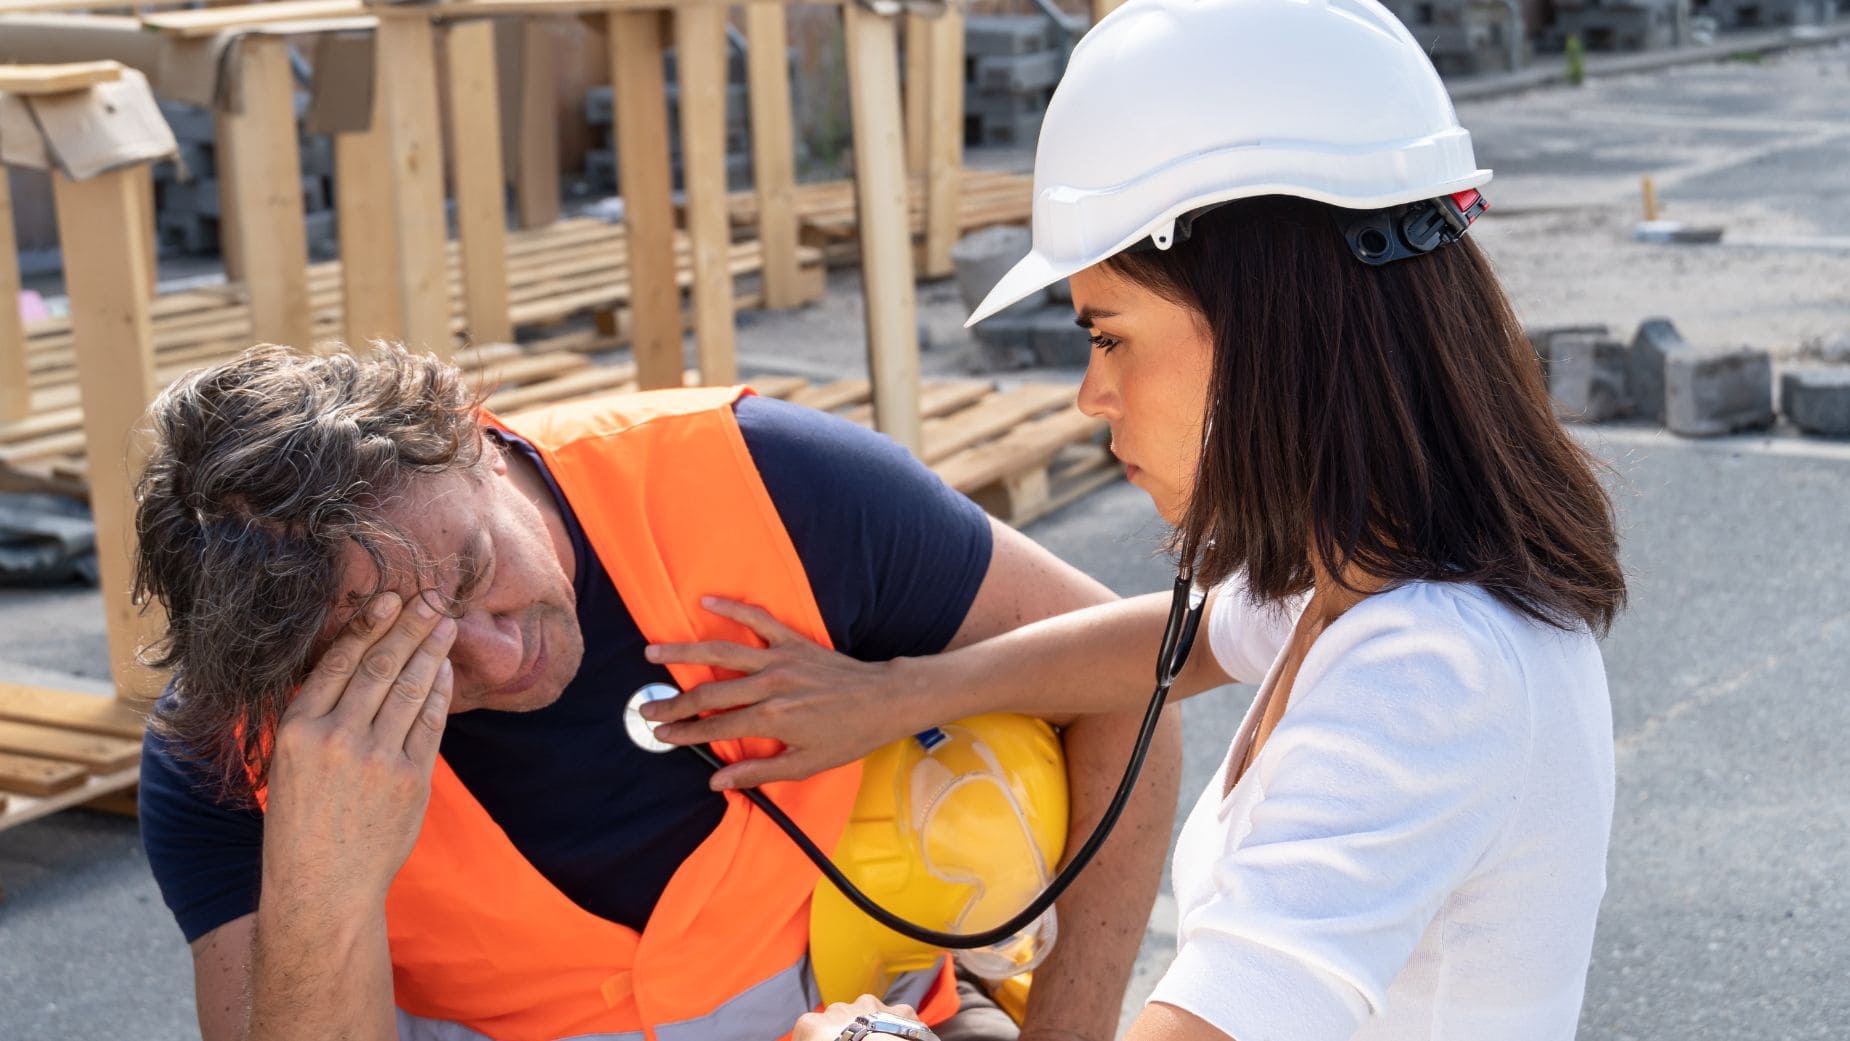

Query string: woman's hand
791 996 921 1041
640 597 944 790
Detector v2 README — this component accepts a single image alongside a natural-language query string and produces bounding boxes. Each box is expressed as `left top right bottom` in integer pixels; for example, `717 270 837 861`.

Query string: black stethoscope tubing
678 568 1208 951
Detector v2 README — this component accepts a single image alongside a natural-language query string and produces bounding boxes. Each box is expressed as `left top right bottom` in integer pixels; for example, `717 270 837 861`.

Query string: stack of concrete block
1534 318 1780 436
1693 0 1831 28
953 225 1088 369
964 16 1066 149
153 100 339 260
1543 0 1681 52
1385 0 1528 76
583 46 766 195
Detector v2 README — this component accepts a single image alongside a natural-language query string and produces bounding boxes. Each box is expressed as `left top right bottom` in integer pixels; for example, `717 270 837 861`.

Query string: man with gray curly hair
133 344 1178 1041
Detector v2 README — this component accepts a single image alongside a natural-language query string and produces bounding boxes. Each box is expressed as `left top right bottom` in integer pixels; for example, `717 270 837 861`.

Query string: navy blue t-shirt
139 395 994 942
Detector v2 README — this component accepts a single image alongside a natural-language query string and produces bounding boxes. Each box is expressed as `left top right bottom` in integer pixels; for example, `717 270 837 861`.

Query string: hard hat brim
964 249 1077 329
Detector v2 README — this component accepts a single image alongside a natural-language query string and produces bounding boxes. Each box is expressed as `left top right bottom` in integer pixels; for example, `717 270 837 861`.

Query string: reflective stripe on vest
394 961 946 1041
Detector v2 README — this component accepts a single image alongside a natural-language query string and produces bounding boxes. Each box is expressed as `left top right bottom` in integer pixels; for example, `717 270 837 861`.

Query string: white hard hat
967 0 1493 327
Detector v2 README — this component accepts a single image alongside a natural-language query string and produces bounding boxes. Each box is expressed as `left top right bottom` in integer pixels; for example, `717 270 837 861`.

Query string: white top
1148 580 1615 1041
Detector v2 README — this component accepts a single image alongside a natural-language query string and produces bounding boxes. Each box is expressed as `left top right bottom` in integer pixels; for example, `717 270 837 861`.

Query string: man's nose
449 610 524 687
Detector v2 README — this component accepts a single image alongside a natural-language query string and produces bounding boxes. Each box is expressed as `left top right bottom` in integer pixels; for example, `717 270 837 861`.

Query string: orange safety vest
261 387 958 1041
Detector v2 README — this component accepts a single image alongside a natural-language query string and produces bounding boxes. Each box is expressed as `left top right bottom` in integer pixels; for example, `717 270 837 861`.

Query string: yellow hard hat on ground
809 713 1068 1010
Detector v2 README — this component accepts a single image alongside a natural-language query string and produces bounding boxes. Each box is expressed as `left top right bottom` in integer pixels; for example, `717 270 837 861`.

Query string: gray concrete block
950 225 1041 317
973 49 1065 93
1779 367 1850 437
1527 322 1610 380
972 110 1044 148
1664 346 1774 437
1549 333 1634 422
157 101 216 143
970 306 1088 369
1629 317 1691 423
966 16 1054 57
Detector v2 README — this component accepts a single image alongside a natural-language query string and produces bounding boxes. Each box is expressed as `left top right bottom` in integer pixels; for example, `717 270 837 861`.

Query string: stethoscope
625 568 1208 949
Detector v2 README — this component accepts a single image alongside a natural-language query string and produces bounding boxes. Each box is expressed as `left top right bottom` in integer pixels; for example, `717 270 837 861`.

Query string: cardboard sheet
0 66 178 180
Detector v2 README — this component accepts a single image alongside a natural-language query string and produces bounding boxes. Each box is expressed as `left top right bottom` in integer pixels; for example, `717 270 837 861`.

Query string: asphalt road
2 426 1846 1039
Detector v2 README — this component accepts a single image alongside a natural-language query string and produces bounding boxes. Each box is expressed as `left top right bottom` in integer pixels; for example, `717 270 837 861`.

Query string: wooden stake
515 21 562 229
445 20 514 345
610 10 684 389
1092 0 1125 22
214 110 245 282
903 13 929 177
49 166 166 700
675 5 737 384
1641 175 1660 222
224 35 313 349
843 3 922 452
920 7 963 279
134 164 159 298
377 17 455 356
0 171 28 425
745 2 804 309
334 75 405 346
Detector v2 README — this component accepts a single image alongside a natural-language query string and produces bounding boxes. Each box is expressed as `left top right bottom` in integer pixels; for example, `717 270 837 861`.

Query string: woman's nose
1077 357 1121 422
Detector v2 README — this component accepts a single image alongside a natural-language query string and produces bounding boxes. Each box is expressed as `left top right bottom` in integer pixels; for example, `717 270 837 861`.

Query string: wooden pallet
707 169 1035 266
485 364 1118 528
0 219 826 488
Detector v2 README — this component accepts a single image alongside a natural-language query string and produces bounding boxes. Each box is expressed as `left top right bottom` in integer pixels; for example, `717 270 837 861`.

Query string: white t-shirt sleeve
1151 591 1535 1041
1205 576 1303 683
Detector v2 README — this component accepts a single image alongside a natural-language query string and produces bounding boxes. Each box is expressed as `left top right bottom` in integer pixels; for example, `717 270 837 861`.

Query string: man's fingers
372 616 458 745
699 597 803 647
644 638 775 677
328 591 447 728
289 593 402 719
403 658 452 768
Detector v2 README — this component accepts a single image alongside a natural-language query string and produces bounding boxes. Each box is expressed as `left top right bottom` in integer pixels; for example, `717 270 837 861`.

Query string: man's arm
187 592 455 1041
948 518 1181 1041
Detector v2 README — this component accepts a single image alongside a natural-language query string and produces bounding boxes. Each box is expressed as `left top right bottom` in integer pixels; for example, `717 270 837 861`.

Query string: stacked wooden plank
0 683 148 835
710 168 1033 266
0 217 827 487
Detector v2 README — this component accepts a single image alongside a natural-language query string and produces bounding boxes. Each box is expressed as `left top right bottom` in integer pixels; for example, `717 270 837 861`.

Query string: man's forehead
322 476 485 628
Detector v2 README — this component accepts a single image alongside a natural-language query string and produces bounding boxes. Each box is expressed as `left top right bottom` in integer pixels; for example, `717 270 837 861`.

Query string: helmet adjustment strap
1334 189 1489 267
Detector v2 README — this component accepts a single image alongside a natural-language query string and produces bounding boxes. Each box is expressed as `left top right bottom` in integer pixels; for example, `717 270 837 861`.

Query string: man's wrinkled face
325 441 585 714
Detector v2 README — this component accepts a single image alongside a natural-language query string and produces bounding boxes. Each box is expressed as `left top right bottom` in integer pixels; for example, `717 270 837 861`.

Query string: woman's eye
1089 333 1120 354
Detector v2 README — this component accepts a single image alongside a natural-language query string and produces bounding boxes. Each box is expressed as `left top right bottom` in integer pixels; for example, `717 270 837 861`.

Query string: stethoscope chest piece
625 682 682 753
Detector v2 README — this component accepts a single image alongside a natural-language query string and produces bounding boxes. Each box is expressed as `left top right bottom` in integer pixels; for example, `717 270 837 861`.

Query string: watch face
865 1012 930 1039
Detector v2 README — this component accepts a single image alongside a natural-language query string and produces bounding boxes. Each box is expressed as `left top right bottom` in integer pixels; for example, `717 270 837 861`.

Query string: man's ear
483 431 510 476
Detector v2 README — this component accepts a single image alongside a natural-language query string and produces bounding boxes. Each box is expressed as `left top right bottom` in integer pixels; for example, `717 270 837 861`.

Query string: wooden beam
512 21 562 229
443 20 513 346
376 17 455 356
920 7 963 279
334 74 404 346
139 0 369 37
0 61 123 95
1092 0 1125 22
609 10 683 389
674 5 736 384
744 3 804 310
224 35 313 349
842 3 921 451
0 683 147 741
0 170 27 425
49 165 166 700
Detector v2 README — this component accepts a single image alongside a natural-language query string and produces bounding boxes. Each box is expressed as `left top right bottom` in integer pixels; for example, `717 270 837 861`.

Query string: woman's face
1069 264 1216 524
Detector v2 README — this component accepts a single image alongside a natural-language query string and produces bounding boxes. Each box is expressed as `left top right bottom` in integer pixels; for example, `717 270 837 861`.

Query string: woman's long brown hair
1105 196 1626 634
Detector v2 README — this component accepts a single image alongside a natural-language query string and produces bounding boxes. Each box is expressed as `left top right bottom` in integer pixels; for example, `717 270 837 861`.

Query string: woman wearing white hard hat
641 0 1626 1038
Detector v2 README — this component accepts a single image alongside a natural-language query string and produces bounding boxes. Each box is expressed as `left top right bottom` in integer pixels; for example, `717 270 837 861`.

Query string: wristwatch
834 1011 939 1041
